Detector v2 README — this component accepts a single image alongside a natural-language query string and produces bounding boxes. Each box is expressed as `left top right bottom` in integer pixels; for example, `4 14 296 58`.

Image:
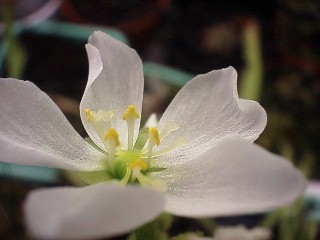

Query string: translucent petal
144 113 158 127
80 32 144 150
24 183 165 239
0 78 105 171
152 140 305 217
156 67 267 166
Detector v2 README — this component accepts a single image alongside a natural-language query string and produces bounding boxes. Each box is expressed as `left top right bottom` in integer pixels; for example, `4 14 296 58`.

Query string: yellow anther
122 105 140 120
130 159 148 170
85 108 93 123
149 127 160 145
104 128 120 147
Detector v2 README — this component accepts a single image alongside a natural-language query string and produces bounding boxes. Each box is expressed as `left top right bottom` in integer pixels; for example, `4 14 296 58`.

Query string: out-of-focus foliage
0 4 26 78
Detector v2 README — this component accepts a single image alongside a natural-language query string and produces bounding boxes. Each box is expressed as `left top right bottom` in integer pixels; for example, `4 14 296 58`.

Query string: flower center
83 105 175 191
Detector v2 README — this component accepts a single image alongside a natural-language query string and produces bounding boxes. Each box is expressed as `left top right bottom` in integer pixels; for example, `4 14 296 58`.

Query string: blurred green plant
128 213 173 240
238 17 318 239
262 145 318 240
239 19 263 101
0 3 26 78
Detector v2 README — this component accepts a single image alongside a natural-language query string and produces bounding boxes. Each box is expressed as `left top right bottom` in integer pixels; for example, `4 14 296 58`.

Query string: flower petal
0 78 105 171
213 225 271 240
156 67 267 166
85 43 103 89
80 32 144 149
24 183 165 239
145 113 158 127
152 140 305 217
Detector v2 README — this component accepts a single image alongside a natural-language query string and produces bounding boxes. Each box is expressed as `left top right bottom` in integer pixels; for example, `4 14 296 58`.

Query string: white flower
213 225 271 240
0 31 305 239
180 226 271 240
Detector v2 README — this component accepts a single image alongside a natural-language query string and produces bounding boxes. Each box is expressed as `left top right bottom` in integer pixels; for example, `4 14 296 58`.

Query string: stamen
148 127 160 160
84 108 114 143
122 105 140 150
149 127 160 145
104 128 120 170
85 108 93 123
122 105 140 120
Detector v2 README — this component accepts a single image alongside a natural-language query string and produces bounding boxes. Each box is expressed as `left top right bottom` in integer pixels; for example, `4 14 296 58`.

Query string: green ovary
113 150 144 179
77 149 148 184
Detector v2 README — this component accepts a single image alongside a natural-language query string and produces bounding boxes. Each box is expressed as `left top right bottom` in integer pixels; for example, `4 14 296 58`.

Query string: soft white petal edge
152 140 305 217
85 43 103 90
0 78 105 171
156 67 267 166
145 113 158 127
24 183 165 240
80 31 144 150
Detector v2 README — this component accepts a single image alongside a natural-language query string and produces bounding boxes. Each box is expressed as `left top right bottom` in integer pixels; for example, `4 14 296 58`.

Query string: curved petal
152 140 305 217
80 32 144 150
0 78 105 171
145 113 158 127
24 183 165 239
156 67 267 166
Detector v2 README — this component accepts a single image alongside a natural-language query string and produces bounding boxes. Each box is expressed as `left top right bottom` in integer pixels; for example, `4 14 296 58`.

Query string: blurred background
0 0 320 239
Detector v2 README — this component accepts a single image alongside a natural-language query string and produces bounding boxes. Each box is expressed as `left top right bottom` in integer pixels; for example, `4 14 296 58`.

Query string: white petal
305 181 320 198
0 78 105 171
152 140 305 217
156 67 267 166
85 43 103 89
145 113 158 127
213 225 271 240
24 183 165 239
80 32 144 149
